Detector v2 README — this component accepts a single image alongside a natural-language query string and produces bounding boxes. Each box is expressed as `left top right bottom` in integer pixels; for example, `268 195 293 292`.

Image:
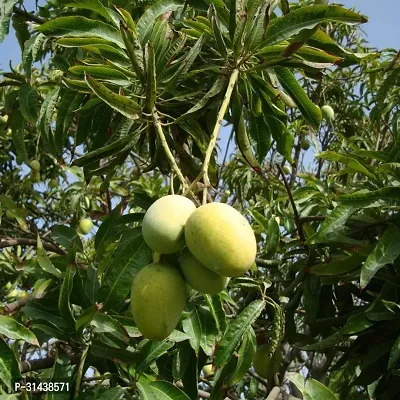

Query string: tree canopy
1 0 400 399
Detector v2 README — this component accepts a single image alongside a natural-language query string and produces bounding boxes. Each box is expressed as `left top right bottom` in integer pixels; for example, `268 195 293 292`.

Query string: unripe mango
253 345 282 379
79 218 93 235
321 105 335 121
185 203 257 277
203 364 214 377
131 263 187 341
282 165 292 175
180 247 229 294
49 178 58 188
30 160 41 172
5 210 15 219
301 139 310 150
142 195 196 254
0 115 9 124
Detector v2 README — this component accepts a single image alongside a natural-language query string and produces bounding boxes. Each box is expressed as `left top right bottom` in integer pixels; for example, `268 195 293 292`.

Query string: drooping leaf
58 265 76 329
137 381 191 400
360 225 400 289
0 316 39 346
36 236 62 278
288 372 339 400
0 0 17 44
135 340 175 375
214 300 265 367
182 304 202 354
19 84 38 124
0 337 22 390
91 313 130 342
204 294 227 334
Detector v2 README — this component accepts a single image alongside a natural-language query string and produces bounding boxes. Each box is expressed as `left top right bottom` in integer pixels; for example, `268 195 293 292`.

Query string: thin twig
276 164 306 243
74 346 89 398
247 370 269 387
13 6 45 24
0 237 65 255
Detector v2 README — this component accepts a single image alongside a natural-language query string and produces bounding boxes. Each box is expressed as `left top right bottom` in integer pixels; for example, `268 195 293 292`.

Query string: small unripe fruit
301 139 310 150
0 114 9 124
180 247 229 294
224 190 231 197
253 345 282 379
203 365 214 377
7 289 18 298
30 160 41 172
321 105 335 121
5 210 15 219
274 216 281 225
31 170 41 182
185 203 257 277
6 128 12 137
131 263 187 341
84 196 91 210
79 218 93 235
142 195 196 254
49 178 58 188
282 165 292 175
16 290 29 299
5 282 12 290
129 208 135 214
249 199 255 206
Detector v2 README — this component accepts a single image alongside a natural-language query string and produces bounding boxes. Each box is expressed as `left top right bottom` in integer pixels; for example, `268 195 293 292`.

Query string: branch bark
0 237 65 255
20 354 80 373
13 6 45 24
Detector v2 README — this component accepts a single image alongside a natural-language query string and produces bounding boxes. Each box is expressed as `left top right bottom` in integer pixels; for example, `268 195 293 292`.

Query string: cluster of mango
130 195 257 341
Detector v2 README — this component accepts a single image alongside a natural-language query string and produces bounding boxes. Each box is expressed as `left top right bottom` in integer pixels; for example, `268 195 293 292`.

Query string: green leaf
360 225 400 289
97 388 127 400
65 0 115 23
198 306 218 356
91 313 130 342
136 340 175 375
101 231 152 310
0 195 28 232
338 187 400 208
19 84 38 124
91 338 135 363
51 225 83 252
138 381 191 400
37 16 124 47
274 66 321 130
9 109 29 164
85 74 141 120
58 265 76 329
248 113 271 163
145 42 157 111
0 337 22 390
227 327 256 386
0 0 17 44
266 216 280 256
214 300 265 367
22 303 69 329
317 151 376 179
36 236 62 278
288 372 339 400
182 304 202 354
69 65 130 82
204 294 227 334
137 0 184 45
389 335 400 370
263 5 367 46
311 254 364 276
305 206 356 245
0 316 39 346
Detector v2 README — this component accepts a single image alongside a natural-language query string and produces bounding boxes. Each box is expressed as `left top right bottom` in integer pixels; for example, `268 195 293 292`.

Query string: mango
131 263 187 341
301 139 310 150
79 218 93 235
142 195 196 254
5 210 15 219
30 160 41 172
185 203 257 277
321 105 335 121
0 115 9 124
203 364 214 377
282 165 292 175
253 345 282 379
180 247 229 294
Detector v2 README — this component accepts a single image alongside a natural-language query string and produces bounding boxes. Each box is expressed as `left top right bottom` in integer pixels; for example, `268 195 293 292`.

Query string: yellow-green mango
180 247 229 294
79 218 93 235
321 105 335 121
142 195 196 254
253 344 282 379
30 160 41 172
185 203 257 277
131 263 187 341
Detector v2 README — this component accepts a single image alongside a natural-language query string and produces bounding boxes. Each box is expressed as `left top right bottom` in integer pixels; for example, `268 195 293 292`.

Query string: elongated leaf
85 74 141 119
274 66 321 130
70 65 130 81
38 16 124 47
338 187 400 208
98 388 126 400
311 254 364 276
0 338 21 390
288 372 339 400
137 381 190 400
204 294 227 334
306 206 356 245
214 300 265 367
19 84 38 124
317 151 376 179
51 225 83 252
389 335 400 370
101 232 152 310
145 42 157 111
137 0 184 44
360 225 400 289
37 236 62 278
182 305 202 354
0 0 17 44
248 113 271 163
65 0 114 23
91 313 130 342
58 265 76 328
266 216 280 256
263 5 367 46
199 306 218 356
0 316 39 346
136 340 175 375
227 327 256 386
22 303 69 329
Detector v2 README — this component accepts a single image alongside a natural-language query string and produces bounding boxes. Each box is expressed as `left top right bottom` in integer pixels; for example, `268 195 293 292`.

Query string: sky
1 0 400 166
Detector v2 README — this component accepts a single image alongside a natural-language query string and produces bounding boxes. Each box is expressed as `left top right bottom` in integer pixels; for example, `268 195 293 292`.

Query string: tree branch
266 386 281 400
20 354 80 373
13 6 45 24
276 164 306 243
0 237 65 255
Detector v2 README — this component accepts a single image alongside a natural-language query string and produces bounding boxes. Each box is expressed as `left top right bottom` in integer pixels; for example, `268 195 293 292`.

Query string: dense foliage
1 0 400 399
